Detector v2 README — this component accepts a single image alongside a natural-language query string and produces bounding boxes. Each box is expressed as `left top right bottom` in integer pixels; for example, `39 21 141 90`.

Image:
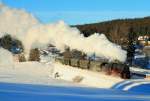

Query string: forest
74 16 150 46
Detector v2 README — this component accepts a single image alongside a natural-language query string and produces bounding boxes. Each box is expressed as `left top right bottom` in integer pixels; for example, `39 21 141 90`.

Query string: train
55 57 131 79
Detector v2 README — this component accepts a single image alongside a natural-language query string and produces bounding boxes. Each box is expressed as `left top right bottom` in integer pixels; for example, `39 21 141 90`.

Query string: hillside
75 17 150 46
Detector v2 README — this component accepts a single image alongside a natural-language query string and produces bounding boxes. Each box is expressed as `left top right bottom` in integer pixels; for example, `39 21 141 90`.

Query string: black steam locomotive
55 57 131 79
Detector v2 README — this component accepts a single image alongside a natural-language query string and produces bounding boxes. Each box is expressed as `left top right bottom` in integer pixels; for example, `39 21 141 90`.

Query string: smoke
0 48 13 66
0 3 127 62
0 3 39 39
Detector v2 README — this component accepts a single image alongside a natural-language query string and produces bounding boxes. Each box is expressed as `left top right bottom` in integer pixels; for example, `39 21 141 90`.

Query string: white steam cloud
0 48 13 66
0 3 39 39
0 3 127 62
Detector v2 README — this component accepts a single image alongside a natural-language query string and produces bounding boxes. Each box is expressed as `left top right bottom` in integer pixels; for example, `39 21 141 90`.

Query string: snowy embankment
0 61 123 88
0 62 76 86
52 62 123 88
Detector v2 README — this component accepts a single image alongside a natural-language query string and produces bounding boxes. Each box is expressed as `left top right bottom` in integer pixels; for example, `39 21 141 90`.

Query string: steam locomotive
55 57 131 79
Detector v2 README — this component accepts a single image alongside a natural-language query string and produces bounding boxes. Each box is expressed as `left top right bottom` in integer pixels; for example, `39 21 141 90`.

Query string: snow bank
0 62 76 86
0 60 123 88
52 62 123 88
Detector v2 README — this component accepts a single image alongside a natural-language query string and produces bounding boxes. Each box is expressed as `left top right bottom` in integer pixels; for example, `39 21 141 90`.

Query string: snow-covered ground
0 48 122 88
0 61 123 88
52 62 123 88
0 52 150 101
0 82 150 101
1 62 150 101
0 62 77 87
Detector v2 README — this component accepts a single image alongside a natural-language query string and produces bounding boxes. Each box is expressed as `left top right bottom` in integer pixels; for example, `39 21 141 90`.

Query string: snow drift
0 60 123 88
0 3 126 62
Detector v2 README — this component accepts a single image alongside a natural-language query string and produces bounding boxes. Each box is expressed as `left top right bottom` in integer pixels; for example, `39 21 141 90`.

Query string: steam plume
0 3 127 62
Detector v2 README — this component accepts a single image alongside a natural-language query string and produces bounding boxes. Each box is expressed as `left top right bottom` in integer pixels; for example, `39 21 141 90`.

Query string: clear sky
1 0 150 25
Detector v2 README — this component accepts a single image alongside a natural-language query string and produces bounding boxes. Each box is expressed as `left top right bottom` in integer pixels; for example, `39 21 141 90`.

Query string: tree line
0 34 24 53
0 34 40 62
74 16 150 46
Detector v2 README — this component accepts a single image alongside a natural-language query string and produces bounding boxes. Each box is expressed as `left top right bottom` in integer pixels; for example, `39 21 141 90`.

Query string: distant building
138 35 150 46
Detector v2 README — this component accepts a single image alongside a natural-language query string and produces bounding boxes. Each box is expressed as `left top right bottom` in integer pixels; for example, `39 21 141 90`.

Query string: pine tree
29 48 40 61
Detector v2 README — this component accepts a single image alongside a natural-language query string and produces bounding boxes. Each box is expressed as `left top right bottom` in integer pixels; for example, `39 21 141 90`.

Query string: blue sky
1 0 150 25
